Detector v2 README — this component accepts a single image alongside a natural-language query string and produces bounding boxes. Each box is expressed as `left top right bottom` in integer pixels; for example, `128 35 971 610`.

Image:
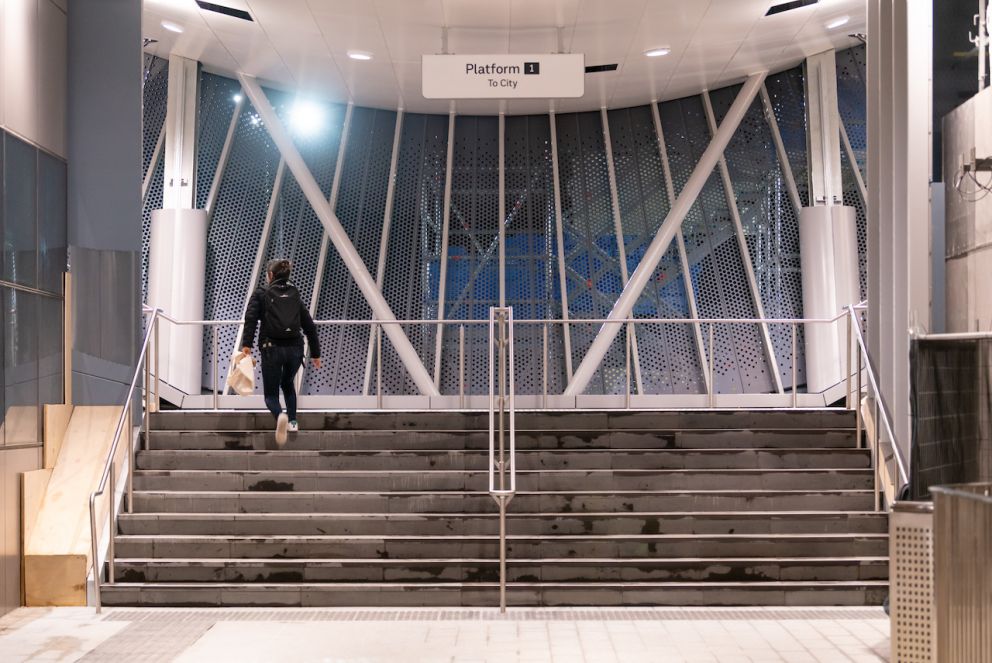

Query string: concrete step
112 556 889 583
117 511 888 536
132 468 874 492
146 429 857 451
131 489 877 513
135 448 871 471
112 533 888 559
149 409 857 433
98 580 887 607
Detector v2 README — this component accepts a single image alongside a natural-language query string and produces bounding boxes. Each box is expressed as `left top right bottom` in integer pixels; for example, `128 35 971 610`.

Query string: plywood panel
42 404 73 469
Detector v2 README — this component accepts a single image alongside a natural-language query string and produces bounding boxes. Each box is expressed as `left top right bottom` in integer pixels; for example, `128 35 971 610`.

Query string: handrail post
89 492 101 612
154 314 160 419
791 322 798 408
376 323 383 410
708 323 715 408
107 460 116 586
212 326 219 411
488 306 515 614
459 324 465 409
873 397 881 511
845 311 853 409
625 324 631 409
856 343 863 448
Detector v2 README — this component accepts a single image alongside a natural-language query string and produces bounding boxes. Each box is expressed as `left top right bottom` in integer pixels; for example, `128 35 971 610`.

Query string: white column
564 73 767 397
239 74 440 397
650 101 710 393
867 0 933 456
702 90 784 394
433 112 456 387
549 111 574 379
806 50 845 206
162 55 199 210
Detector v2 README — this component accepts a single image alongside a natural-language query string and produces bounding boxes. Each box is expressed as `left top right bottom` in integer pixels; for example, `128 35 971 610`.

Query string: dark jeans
260 343 304 421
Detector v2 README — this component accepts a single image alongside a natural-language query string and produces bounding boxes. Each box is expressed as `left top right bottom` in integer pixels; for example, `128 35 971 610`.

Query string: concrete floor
0 606 890 662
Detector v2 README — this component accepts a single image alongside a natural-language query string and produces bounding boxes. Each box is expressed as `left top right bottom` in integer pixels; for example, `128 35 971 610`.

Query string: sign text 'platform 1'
422 54 585 99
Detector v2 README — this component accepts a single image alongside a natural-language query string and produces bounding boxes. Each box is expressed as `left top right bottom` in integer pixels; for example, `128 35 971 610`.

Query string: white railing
488 307 516 613
150 308 865 409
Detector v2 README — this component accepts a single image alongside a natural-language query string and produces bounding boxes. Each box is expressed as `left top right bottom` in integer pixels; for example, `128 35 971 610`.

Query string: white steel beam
364 109 405 396
142 124 165 206
239 74 440 396
163 55 199 209
805 50 844 205
205 92 245 220
310 102 354 314
499 112 506 308
600 107 644 394
224 159 286 394
564 72 767 397
702 90 784 394
433 112 457 387
649 101 710 394
838 118 868 204
548 112 574 380
759 85 804 213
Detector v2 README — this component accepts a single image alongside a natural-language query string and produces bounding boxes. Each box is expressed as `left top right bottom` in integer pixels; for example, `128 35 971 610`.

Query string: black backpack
263 281 303 340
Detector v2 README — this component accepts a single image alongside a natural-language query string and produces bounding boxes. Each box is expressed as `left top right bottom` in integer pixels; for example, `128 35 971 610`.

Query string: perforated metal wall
140 59 878 398
306 107 396 395
379 113 448 394
836 46 869 300
607 106 703 394
658 96 773 394
140 55 169 305
199 86 283 392
504 115 566 396
555 111 628 395
710 86 806 390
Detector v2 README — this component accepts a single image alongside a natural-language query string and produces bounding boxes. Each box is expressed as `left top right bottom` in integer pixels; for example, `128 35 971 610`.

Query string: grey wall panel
608 106 703 395
380 113 448 394
38 152 67 295
554 111 627 395
2 133 38 289
200 93 286 392
504 115 567 396
0 446 43 616
659 96 772 394
3 288 39 446
709 86 806 391
307 107 395 395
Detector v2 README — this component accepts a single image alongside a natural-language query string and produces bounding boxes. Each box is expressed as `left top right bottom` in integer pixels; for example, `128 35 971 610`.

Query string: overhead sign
422 54 585 99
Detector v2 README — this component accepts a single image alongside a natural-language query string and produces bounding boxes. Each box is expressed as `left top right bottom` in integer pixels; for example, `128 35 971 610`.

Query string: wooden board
43 404 73 470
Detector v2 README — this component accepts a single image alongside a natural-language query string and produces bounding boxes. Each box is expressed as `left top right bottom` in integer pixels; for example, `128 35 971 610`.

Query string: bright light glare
289 100 325 136
161 20 184 34
347 50 373 61
644 47 671 57
232 94 243 103
826 15 850 29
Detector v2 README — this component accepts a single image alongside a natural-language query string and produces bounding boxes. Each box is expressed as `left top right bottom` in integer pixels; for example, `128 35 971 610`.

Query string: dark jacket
241 279 321 358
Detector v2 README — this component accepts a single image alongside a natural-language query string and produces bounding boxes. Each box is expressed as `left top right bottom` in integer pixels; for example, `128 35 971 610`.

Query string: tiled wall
0 126 67 616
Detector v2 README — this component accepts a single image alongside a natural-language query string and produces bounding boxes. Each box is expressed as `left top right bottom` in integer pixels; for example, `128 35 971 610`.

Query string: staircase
100 409 888 607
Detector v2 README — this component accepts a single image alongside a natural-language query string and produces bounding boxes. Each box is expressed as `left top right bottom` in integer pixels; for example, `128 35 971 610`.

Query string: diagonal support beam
563 72 767 397
239 74 440 397
702 90 784 394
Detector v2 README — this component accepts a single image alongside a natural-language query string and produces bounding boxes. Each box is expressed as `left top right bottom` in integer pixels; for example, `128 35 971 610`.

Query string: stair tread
115 533 887 541
115 556 889 564
101 580 888 588
118 510 886 518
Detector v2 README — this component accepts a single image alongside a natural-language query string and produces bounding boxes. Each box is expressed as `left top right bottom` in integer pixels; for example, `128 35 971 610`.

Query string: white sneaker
288 420 299 433
275 413 289 448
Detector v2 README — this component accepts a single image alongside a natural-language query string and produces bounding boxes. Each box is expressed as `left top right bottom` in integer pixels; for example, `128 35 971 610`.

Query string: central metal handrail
847 306 910 505
488 306 516 613
89 307 161 612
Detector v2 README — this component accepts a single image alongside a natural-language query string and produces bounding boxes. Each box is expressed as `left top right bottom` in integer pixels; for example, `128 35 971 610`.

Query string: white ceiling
142 0 865 115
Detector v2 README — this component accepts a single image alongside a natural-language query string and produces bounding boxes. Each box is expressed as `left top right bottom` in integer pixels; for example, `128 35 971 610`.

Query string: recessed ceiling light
826 15 850 29
347 50 373 61
161 20 184 34
644 47 671 57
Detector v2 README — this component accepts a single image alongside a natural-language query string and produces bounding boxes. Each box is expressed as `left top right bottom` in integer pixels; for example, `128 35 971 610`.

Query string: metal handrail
488 307 516 613
88 307 160 612
847 306 910 498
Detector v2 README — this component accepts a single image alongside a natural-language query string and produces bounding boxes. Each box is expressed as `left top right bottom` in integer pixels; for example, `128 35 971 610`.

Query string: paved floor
0 606 889 662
